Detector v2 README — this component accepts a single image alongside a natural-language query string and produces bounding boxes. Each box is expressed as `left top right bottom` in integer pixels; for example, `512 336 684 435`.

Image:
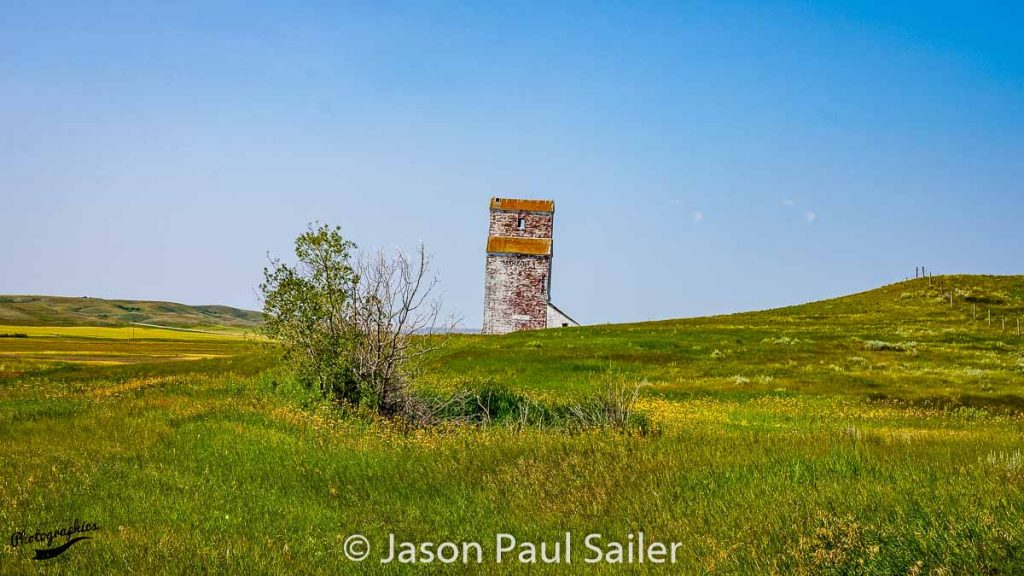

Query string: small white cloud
669 198 681 205
783 198 796 206
692 211 704 223
805 211 817 224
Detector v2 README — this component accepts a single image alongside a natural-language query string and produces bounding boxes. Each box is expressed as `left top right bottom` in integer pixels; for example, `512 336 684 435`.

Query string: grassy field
2 275 1024 574
0 295 262 329
0 325 253 340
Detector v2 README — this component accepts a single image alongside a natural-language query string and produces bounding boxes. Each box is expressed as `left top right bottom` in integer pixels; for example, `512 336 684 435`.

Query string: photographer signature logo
10 519 99 560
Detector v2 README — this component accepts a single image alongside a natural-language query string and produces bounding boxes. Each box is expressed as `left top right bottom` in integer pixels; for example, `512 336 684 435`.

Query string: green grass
421 274 1024 408
2 275 1024 574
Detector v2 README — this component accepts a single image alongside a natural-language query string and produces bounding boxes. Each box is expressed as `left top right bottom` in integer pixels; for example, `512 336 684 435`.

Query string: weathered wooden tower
482 197 578 335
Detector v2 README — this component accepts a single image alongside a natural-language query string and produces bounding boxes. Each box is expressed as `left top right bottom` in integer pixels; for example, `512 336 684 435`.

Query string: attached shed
546 302 579 329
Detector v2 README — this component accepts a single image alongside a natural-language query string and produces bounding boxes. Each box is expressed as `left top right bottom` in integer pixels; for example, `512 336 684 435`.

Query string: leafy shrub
955 287 1008 304
863 340 915 352
407 379 653 434
260 223 360 402
428 383 542 425
260 222 451 419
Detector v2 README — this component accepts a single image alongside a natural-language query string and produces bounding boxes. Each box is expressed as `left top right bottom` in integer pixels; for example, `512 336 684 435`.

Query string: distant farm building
482 197 579 335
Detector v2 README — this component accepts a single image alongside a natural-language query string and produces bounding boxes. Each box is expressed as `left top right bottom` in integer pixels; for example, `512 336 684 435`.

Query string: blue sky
2 1 1022 327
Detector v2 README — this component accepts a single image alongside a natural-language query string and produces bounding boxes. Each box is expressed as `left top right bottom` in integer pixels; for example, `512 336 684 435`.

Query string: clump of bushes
955 287 1008 304
261 224 653 435
428 383 539 425
260 222 454 419
0 333 28 338
863 340 915 352
400 379 653 434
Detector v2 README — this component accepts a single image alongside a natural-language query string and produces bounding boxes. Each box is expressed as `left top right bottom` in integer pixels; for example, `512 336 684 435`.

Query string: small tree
350 245 451 416
261 223 453 415
260 223 360 401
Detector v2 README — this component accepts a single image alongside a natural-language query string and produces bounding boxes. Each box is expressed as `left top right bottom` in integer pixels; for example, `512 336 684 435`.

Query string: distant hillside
0 295 263 329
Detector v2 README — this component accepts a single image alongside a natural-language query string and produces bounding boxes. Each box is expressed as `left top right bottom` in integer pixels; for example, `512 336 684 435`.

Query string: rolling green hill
423 274 1024 409
0 294 262 329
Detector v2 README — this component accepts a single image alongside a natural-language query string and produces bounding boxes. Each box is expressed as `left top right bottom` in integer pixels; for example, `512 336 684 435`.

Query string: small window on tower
541 275 546 292
517 217 526 230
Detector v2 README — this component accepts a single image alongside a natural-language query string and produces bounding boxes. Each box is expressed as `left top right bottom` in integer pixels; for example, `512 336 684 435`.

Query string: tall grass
4 275 1024 573
412 377 652 433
